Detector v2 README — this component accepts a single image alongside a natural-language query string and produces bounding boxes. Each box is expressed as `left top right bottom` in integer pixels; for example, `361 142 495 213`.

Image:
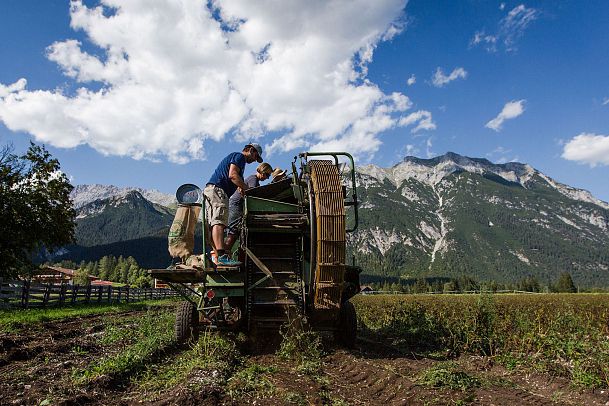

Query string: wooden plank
59 284 66 305
71 285 78 304
244 247 273 278
22 280 30 309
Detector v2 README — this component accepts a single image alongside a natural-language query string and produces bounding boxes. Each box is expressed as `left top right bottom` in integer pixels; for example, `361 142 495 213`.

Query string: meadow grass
0 298 178 332
73 307 176 384
136 331 242 396
354 293 609 388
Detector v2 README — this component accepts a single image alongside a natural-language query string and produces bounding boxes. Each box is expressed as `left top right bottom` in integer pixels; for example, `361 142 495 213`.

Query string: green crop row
353 293 609 388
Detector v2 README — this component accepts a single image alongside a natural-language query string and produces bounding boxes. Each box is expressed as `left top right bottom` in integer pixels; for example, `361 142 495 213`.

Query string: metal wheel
334 300 357 348
175 301 199 344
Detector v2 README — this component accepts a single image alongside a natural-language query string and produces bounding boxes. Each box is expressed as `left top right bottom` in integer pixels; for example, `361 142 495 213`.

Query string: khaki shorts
204 185 229 227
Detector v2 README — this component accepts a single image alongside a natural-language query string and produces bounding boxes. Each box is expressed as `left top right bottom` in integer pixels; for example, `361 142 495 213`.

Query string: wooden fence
0 278 178 309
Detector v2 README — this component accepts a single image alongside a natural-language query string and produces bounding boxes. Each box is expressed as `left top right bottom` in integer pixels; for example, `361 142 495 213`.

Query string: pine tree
98 256 110 281
555 272 577 293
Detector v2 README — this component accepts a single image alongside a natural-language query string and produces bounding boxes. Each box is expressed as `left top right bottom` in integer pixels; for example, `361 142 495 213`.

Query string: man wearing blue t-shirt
204 143 263 266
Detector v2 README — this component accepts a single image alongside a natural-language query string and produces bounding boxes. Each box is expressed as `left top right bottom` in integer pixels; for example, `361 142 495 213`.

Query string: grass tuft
136 330 240 395
419 361 480 391
72 308 175 385
277 320 324 376
227 363 277 398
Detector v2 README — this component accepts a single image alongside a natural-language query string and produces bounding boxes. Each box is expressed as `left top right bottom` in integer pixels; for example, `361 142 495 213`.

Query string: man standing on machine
204 143 263 266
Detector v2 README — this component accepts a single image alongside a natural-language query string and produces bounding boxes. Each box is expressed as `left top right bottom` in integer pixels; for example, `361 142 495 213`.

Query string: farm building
31 266 111 286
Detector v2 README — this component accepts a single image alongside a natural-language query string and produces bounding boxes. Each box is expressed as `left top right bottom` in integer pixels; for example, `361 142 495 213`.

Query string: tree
554 272 577 293
73 267 91 286
0 143 75 277
413 278 428 294
98 256 111 281
517 276 541 292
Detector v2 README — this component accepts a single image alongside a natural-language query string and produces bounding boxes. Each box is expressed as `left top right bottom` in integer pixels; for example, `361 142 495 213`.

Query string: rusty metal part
309 160 346 311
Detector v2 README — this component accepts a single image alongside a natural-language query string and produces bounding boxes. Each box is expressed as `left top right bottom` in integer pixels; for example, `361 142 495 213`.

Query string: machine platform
149 265 240 283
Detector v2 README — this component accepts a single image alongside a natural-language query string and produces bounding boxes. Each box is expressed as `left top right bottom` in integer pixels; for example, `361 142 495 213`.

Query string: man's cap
271 167 286 178
246 143 264 163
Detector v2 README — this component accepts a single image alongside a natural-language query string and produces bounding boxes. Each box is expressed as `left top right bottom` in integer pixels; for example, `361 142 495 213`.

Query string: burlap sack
168 204 201 260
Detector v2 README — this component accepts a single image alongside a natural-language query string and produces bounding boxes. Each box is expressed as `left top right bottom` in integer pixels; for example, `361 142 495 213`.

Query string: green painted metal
205 272 245 286
245 196 299 213
200 190 210 268
203 273 245 298
245 227 303 234
207 287 245 297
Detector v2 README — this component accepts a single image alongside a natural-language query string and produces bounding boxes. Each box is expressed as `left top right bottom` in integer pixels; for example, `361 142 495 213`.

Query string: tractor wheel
334 300 357 348
175 301 199 344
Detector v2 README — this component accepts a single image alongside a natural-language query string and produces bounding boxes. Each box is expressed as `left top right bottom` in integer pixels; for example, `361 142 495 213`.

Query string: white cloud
486 146 519 164
485 99 525 131
0 79 27 98
602 97 609 106
0 0 412 163
398 110 436 133
404 144 417 155
471 4 539 52
470 31 497 52
562 133 609 167
425 137 434 158
407 74 416 86
431 67 467 87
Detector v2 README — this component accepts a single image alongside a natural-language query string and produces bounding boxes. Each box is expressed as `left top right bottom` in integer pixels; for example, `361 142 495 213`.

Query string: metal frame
155 150 361 335
298 152 359 232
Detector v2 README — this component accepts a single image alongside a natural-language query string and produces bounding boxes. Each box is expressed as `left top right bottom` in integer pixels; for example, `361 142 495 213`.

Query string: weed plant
277 320 324 376
418 361 480 391
227 363 277 398
136 331 240 396
73 308 175 384
354 293 609 388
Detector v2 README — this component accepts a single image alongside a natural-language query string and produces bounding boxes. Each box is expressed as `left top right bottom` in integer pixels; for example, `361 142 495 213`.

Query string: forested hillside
60 153 609 287
350 154 609 287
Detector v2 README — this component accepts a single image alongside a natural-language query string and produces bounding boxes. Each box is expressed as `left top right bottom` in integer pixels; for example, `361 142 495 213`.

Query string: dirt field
1 306 608 405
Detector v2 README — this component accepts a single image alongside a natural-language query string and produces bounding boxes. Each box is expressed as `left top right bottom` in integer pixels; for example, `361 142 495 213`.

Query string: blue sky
1 0 608 201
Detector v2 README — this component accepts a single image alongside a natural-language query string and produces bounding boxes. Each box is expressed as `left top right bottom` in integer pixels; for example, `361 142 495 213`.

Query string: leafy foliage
0 142 75 277
418 361 480 391
51 255 153 287
355 294 609 388
553 271 577 293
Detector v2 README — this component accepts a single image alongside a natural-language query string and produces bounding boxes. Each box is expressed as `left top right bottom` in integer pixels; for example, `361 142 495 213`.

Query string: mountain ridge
61 152 609 286
71 184 176 209
359 152 608 210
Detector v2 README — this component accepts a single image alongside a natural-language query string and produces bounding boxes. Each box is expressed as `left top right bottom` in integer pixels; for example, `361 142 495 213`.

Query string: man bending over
204 143 263 266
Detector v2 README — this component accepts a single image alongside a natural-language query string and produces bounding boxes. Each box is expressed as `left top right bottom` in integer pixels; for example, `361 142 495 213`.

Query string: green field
353 293 609 388
0 298 178 332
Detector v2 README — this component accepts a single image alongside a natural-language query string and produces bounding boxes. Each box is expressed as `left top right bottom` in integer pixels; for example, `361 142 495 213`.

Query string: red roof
91 280 114 286
34 266 99 280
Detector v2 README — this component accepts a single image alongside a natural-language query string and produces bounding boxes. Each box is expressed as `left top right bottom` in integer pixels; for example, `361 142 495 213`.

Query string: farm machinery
150 152 361 346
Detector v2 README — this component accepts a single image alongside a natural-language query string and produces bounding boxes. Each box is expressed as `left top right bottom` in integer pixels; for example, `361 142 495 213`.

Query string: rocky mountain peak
71 184 176 208
359 152 608 210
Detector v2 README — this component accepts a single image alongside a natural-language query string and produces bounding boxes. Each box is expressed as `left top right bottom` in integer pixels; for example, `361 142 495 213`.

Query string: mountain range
59 152 609 287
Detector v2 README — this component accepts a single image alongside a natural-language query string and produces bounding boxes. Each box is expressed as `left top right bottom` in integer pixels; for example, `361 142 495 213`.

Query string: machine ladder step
253 299 298 306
